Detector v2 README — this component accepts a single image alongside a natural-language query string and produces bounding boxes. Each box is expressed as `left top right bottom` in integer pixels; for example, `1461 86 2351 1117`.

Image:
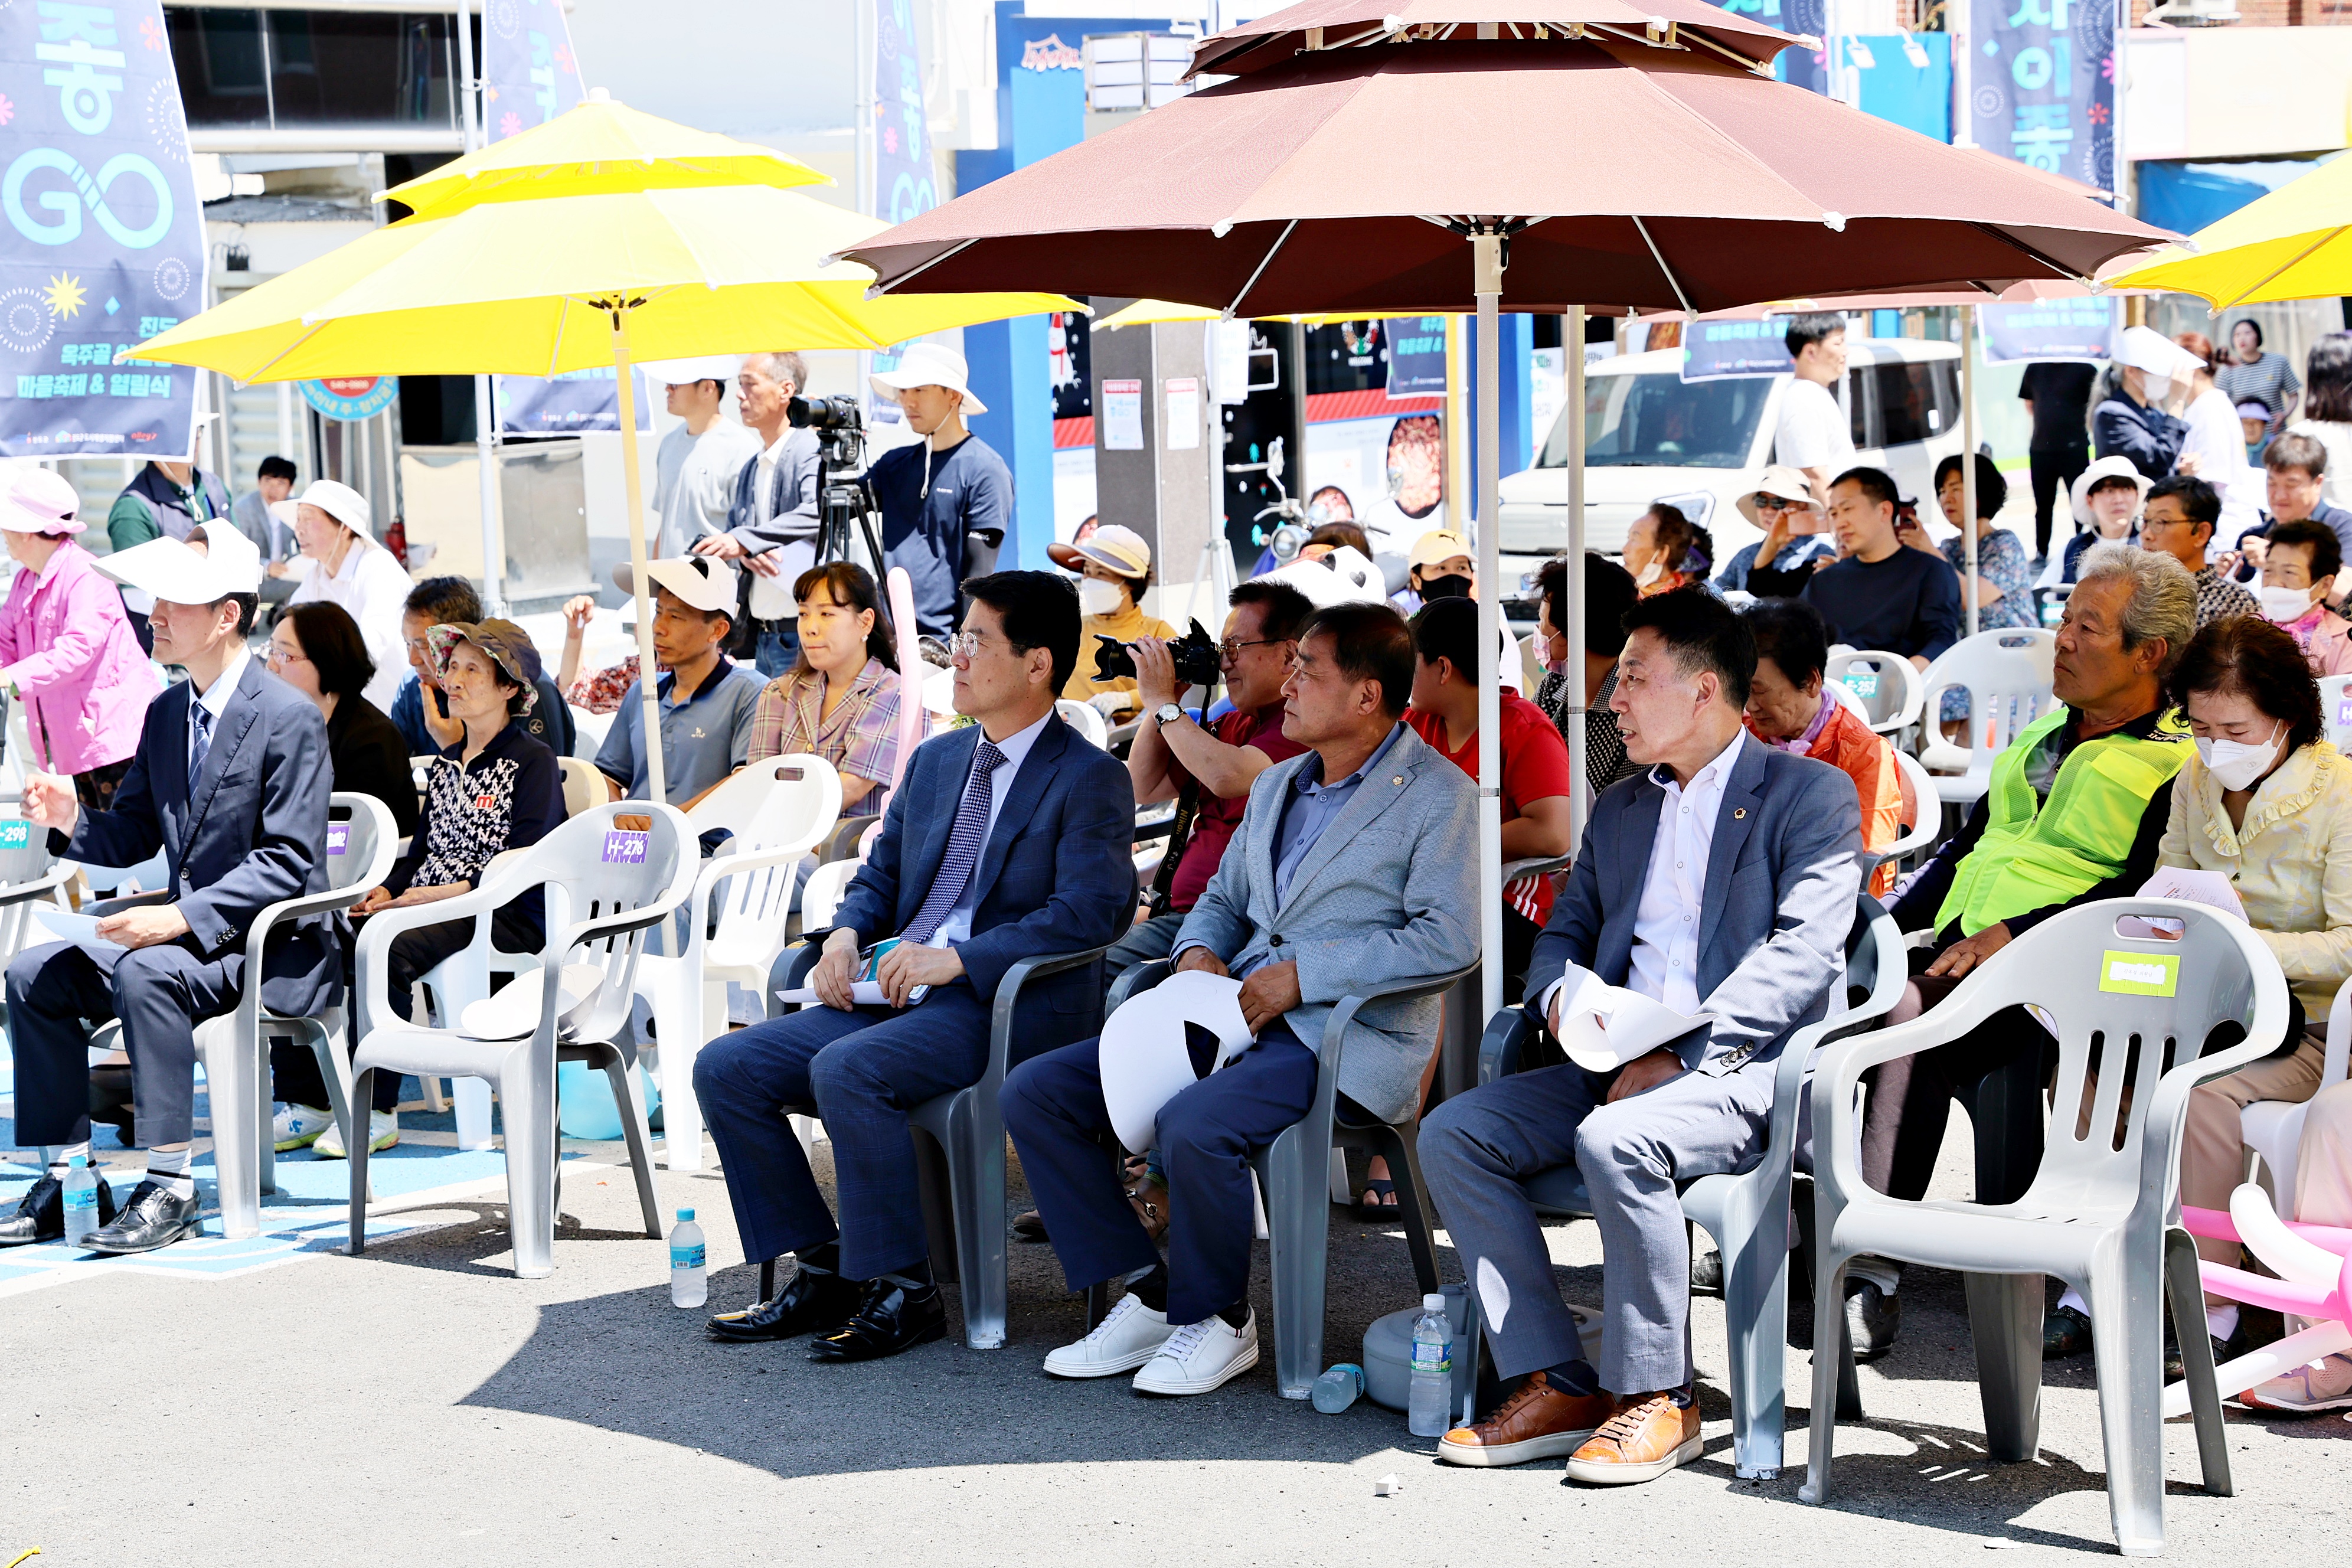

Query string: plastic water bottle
1407 1292 1454 1437
668 1208 707 1308
61 1155 99 1247
1311 1361 1365 1413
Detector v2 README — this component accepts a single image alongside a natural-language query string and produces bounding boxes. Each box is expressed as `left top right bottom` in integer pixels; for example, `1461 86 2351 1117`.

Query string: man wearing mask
2094 326 2193 482
867 342 1013 640
702 351 821 677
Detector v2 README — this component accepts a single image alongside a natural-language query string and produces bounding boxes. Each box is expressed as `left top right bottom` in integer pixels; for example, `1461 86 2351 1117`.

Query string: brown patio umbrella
841 19 2168 1113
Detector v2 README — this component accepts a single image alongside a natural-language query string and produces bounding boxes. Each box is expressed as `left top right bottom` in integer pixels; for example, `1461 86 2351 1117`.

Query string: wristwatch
1155 703 1185 729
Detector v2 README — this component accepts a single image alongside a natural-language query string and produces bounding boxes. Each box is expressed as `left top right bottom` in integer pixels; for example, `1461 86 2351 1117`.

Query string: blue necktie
901 739 1008 945
188 704 213 797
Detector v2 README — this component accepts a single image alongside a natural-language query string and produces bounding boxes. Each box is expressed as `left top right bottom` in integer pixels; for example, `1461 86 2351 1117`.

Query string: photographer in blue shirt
865 343 1013 639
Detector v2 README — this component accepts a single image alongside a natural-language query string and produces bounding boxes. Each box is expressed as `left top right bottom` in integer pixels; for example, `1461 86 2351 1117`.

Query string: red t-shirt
1167 705 1309 913
1406 692 1576 924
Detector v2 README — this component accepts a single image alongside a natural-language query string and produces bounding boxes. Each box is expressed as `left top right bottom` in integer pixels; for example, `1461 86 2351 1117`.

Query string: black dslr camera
789 393 866 471
1093 619 1222 691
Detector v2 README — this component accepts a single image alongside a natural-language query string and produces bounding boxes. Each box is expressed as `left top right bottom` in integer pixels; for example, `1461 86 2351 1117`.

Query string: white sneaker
1043 1294 1173 1378
1132 1309 1259 1396
2239 1351 2352 1413
271 1103 335 1152
313 1110 398 1159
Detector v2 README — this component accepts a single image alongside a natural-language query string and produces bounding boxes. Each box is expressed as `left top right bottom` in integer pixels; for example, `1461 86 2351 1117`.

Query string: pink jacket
0 540 153 775
2282 604 2352 679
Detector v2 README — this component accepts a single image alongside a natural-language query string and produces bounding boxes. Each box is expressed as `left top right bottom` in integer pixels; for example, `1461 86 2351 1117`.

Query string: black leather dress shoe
1845 1279 1901 1363
80 1181 204 1255
707 1264 860 1342
0 1171 118 1247
807 1277 947 1363
2043 1304 2094 1360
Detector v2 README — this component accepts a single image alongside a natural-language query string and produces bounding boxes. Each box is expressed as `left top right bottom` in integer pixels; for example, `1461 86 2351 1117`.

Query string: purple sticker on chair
2338 696 2352 729
602 829 650 865
326 824 350 855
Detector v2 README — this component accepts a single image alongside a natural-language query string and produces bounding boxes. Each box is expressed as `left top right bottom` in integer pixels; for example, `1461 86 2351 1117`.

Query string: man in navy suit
0 522 337 1255
695 570 1133 1362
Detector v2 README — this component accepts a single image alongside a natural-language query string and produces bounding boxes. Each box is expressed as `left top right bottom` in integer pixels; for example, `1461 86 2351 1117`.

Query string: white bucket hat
868 341 988 416
297 479 373 541
1097 969 1257 1154
2070 455 2152 529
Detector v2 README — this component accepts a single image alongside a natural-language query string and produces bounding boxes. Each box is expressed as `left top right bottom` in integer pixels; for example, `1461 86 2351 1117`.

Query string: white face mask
1078 577 1125 618
2195 720 2285 792
2260 583 2321 624
1633 558 1664 589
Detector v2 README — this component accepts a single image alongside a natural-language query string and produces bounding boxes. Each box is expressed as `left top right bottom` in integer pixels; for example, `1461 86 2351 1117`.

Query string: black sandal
1356 1178 1399 1216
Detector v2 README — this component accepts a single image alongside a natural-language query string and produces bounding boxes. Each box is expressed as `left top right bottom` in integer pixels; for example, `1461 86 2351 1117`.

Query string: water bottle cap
1423 1293 1446 1311
677 1207 695 1221
68 1154 86 1168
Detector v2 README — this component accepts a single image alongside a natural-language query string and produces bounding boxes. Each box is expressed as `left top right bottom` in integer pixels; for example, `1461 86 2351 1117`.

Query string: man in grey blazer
1004 602 1478 1397
1420 588 1864 1484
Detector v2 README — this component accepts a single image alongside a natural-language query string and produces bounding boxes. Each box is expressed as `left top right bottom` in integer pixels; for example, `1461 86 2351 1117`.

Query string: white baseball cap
613 554 739 615
95 517 262 603
868 341 988 416
638 355 743 388
296 479 373 541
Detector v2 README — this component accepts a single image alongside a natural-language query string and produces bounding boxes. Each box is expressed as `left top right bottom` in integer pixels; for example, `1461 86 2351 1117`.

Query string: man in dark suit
1419 589 1864 1484
0 522 337 1255
694 570 1133 1362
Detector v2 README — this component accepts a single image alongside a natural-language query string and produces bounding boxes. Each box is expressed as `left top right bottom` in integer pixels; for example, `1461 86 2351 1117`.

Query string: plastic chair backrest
504 803 692 1047
323 791 394 893
1886 749 1939 859
568 704 610 760
557 756 603 818
1056 699 1110 750
2321 674 2352 756
1918 628 2056 773
1824 649 1923 734
1938 899 2279 1209
694 755 844 968
0 806 57 890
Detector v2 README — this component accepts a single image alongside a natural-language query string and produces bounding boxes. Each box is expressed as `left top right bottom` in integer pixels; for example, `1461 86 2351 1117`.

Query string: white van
1496 337 1965 614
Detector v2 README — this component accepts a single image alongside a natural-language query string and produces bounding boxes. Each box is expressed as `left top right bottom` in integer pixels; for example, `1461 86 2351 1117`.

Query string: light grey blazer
1174 723 1479 1124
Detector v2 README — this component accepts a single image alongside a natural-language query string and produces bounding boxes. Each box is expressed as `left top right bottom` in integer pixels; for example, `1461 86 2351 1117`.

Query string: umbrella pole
454 0 504 617
612 309 666 805
1962 304 1979 638
1474 235 1505 1025
1564 307 1587 845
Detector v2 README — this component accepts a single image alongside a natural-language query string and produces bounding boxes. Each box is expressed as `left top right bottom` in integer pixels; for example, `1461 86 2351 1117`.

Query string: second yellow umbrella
2105 155 2352 309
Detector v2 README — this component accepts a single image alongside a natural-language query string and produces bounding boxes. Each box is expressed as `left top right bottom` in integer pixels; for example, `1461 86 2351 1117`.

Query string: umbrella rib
1226 218 1299 319
2211 226 2348 315
247 321 328 384
867 237 976 298
1632 217 1696 317
1965 223 2093 288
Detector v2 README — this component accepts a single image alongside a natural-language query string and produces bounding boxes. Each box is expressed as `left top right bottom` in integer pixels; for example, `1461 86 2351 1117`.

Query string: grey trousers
1419 1053 1778 1394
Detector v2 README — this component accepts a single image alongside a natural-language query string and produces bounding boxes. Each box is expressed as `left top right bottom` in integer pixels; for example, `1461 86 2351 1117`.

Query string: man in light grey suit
1004 603 1478 1397
1421 588 1864 1484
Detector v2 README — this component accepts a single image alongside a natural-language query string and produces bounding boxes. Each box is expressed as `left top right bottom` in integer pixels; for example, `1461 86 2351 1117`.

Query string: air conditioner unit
2143 0 2240 27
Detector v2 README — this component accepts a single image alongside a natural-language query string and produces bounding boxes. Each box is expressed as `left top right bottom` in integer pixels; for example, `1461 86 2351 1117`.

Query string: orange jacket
1749 698 1906 896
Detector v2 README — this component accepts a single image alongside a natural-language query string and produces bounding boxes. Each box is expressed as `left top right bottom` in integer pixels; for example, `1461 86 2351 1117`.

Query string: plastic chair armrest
1318 961 1481 1077
986 943 1122 1089
0 865 74 909
1106 957 1172 1014
2139 1003 2295 1206
1477 1006 1536 1086
1500 853 1573 884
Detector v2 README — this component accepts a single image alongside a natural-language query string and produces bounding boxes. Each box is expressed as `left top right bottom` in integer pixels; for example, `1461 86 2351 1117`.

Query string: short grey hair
2076 541 2197 672
744 351 808 396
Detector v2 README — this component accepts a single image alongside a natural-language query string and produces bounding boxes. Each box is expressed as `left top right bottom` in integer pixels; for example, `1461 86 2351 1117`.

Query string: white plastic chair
86 795 397 1239
1054 698 1110 750
1804 898 2287 1556
1914 628 2057 806
2238 971 2352 1200
1824 649 1925 736
557 756 605 818
348 802 698 1278
2320 673 2352 755
569 704 613 760
0 808 75 976
1884 748 1941 864
633 754 841 1172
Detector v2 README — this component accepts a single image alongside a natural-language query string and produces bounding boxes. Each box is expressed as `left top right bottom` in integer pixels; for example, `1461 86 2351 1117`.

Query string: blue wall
2138 158 2333 240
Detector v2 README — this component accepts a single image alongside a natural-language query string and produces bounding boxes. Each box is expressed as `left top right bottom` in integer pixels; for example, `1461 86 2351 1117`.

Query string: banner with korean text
1 0 207 459
1968 0 2116 200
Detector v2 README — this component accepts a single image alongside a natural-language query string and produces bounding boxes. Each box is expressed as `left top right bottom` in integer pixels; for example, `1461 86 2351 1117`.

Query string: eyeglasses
266 643 308 667
945 630 998 661
1218 637 1286 660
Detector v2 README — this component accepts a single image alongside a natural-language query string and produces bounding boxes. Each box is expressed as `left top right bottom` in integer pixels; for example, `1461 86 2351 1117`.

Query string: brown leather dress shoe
1562 1392 1704 1485
1436 1374 1617 1468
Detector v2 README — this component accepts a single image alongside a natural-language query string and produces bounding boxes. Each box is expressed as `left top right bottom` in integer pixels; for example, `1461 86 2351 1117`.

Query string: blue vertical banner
1384 318 1448 399
1 0 206 458
1969 0 2116 197
483 0 644 436
873 0 935 224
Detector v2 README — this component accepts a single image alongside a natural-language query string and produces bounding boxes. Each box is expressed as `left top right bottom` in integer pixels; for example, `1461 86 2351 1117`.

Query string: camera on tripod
792 393 866 470
1093 619 1223 691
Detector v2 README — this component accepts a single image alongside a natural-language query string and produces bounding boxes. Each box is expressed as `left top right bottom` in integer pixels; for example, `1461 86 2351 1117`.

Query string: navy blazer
60 656 341 1014
1524 733 1865 1077
830 713 1133 1010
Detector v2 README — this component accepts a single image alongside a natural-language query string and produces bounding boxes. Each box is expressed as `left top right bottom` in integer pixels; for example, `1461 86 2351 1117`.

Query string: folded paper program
1553 969 1711 1073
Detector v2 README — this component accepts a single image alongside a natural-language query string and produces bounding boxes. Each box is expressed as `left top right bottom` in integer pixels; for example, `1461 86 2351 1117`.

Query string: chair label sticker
2098 950 2178 997
2340 695 2352 728
602 829 649 865
326 824 349 855
0 819 30 848
1843 671 1880 699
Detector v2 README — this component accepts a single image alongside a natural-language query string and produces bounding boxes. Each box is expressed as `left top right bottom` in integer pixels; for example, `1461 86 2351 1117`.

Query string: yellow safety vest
1935 705 2191 937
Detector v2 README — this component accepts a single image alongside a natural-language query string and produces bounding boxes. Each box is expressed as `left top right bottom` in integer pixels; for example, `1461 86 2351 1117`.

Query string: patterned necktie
188 703 213 797
900 739 1008 945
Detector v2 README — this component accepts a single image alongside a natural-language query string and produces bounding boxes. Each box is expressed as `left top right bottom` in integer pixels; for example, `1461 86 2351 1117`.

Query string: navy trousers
693 980 988 1280
1002 1018 1318 1327
5 939 243 1148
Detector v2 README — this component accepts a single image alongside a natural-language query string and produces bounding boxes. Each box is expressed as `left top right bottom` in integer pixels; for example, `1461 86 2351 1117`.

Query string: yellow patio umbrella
2104 155 2352 309
130 182 1076 801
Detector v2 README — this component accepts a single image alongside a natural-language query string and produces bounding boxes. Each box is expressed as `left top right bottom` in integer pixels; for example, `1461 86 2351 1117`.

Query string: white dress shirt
1541 728 1746 1025
923 707 1053 949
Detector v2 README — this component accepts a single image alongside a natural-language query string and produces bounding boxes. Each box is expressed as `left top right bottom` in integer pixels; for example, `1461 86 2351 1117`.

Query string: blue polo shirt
594 656 764 806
